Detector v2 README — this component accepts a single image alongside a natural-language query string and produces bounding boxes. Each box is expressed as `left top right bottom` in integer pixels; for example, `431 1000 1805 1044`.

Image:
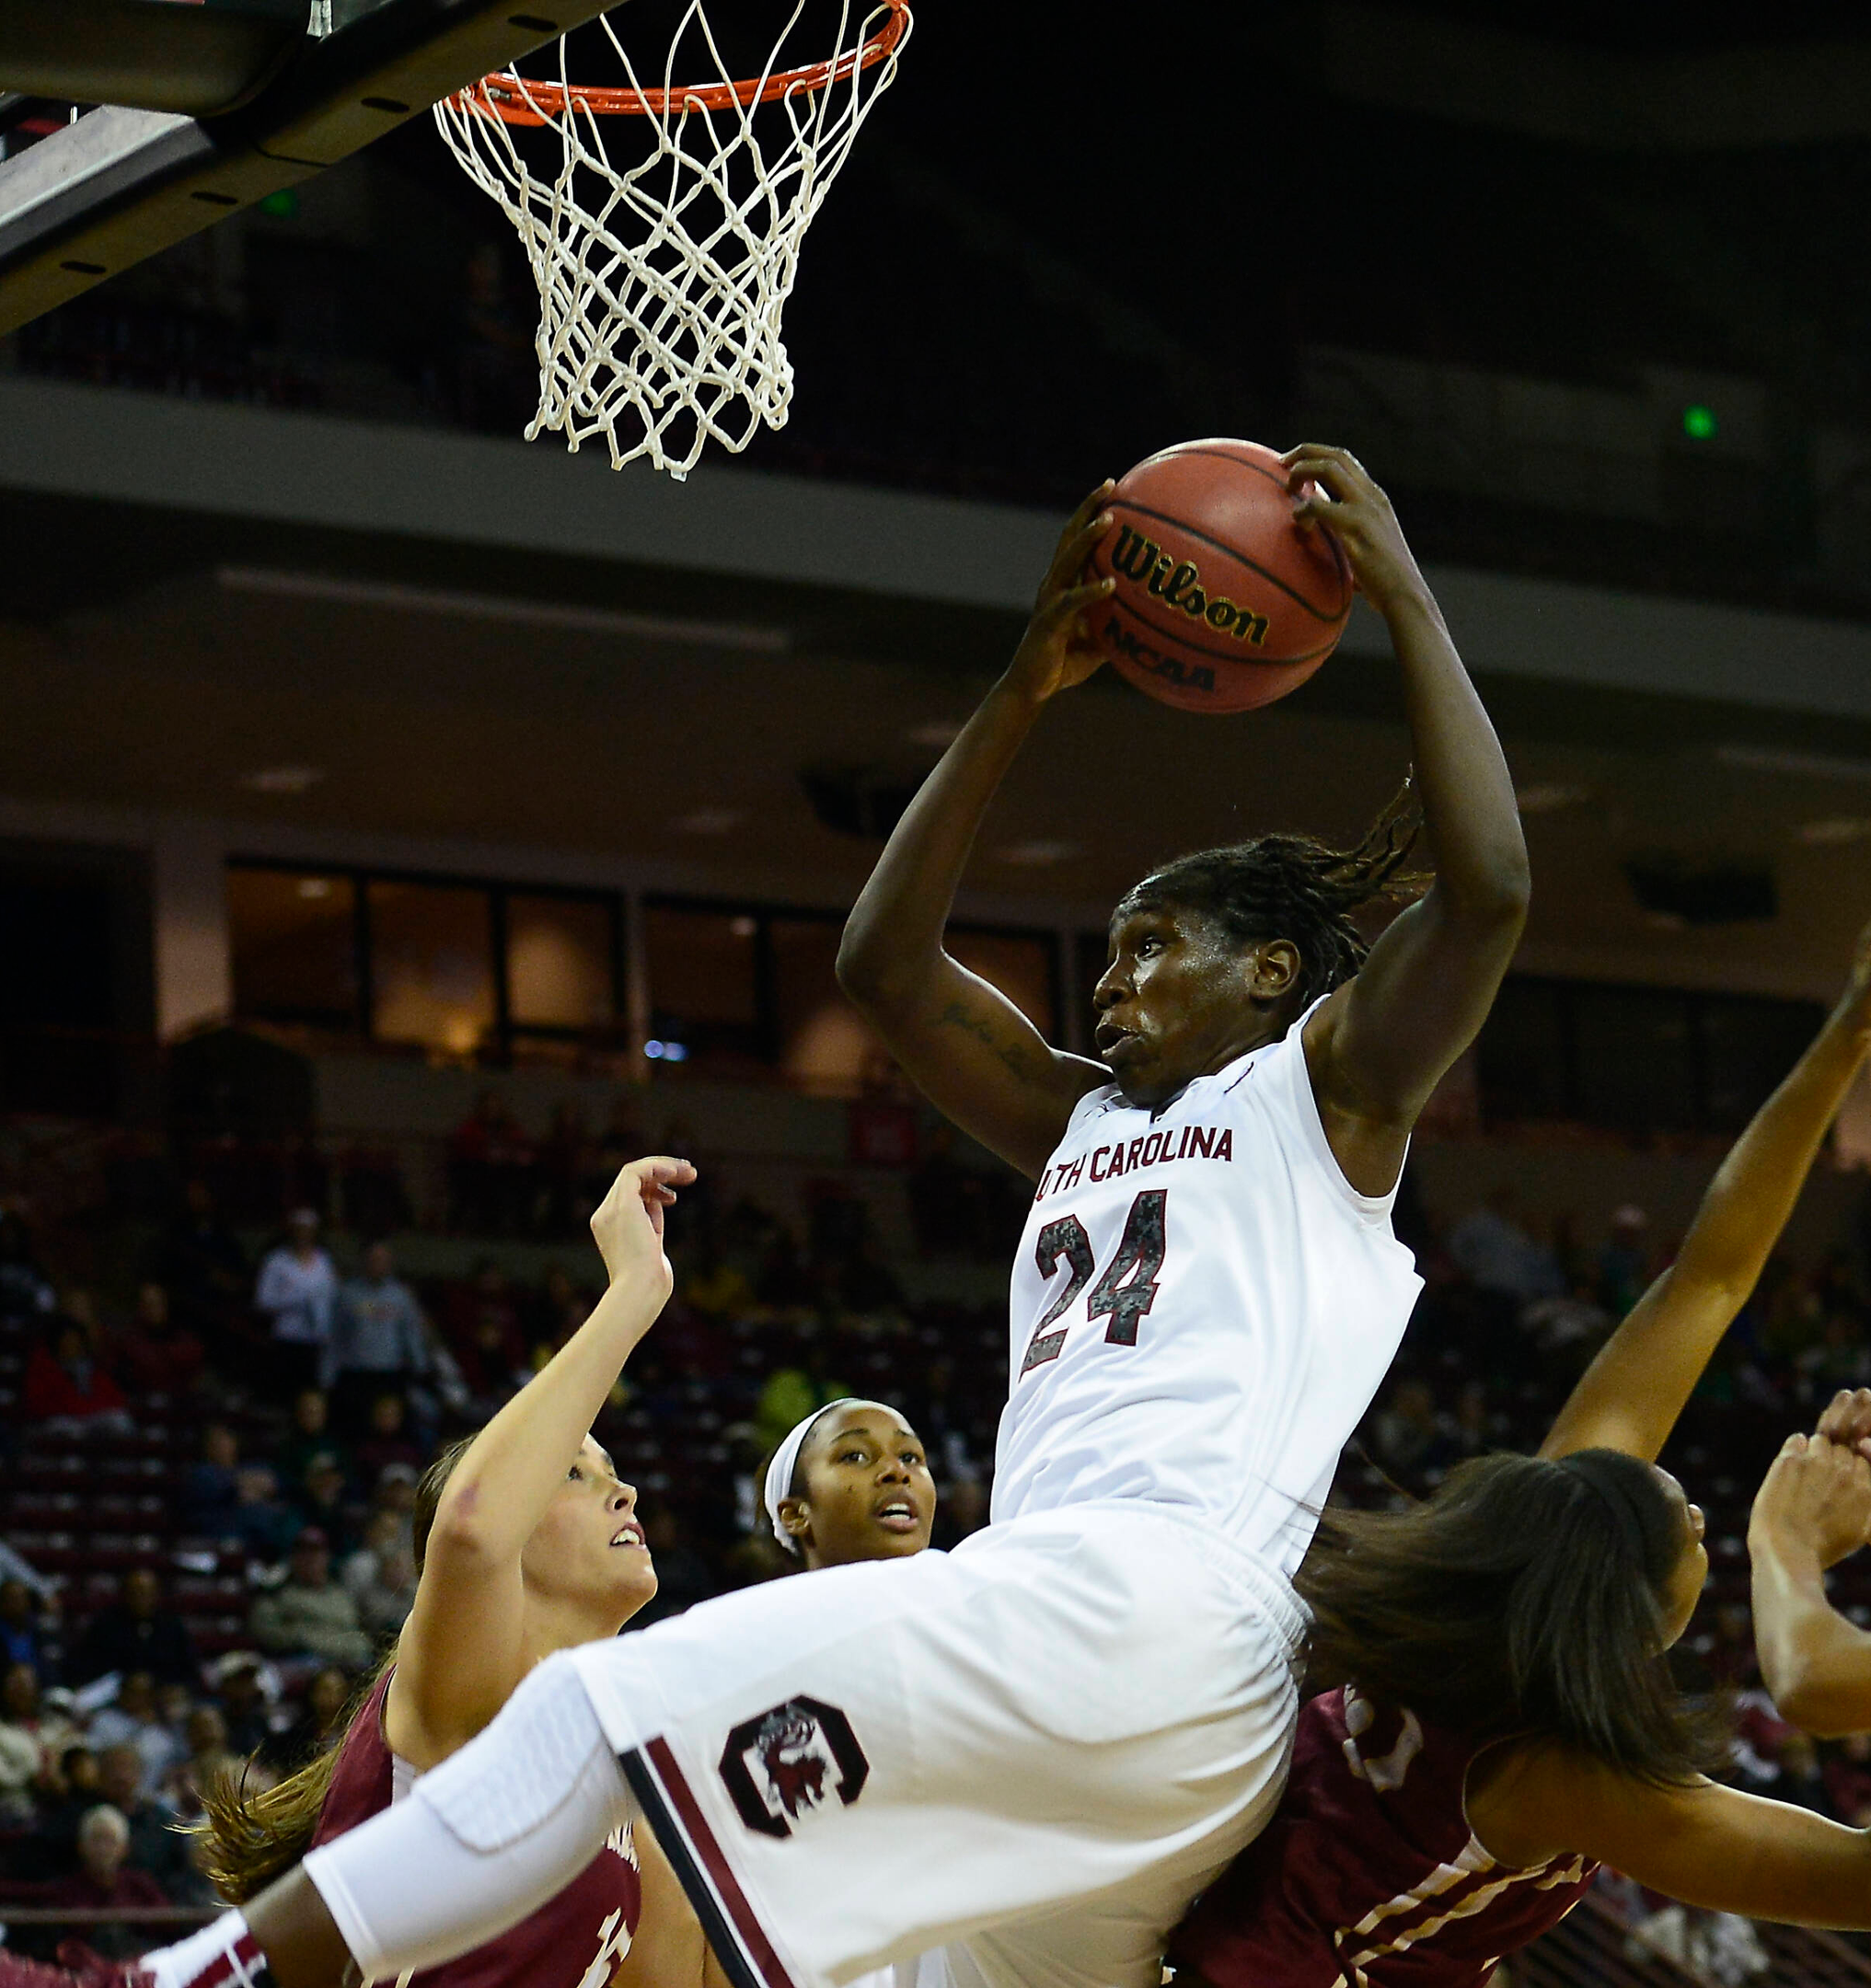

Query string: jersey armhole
1279 999 1407 1224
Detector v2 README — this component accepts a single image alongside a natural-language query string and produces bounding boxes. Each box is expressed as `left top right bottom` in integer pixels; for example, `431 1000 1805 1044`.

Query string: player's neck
521 1592 634 1665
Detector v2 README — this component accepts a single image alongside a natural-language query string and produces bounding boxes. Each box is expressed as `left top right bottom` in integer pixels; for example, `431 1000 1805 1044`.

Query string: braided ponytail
1114 780 1426 1011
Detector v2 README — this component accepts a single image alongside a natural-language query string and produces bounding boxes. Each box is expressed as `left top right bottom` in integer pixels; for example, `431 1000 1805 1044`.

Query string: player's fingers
1048 577 1115 618
1045 512 1115 590
1061 481 1115 537
1289 460 1363 508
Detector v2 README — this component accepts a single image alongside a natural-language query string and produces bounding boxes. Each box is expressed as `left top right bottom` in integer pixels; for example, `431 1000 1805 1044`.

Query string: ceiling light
1514 781 1592 815
999 840 1083 867
1797 818 1871 846
729 917 757 939
296 877 333 899
675 808 743 835
241 767 326 795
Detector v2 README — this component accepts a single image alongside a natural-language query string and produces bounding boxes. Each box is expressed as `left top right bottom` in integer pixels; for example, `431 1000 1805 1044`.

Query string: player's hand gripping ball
1084 438 1353 713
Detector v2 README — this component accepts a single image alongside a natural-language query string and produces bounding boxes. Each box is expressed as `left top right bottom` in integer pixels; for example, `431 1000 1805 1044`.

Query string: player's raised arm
837 488 1117 1178
1750 1415 1871 1736
1289 446 1530 1197
1539 932 1871 1463
394 1155 689 1756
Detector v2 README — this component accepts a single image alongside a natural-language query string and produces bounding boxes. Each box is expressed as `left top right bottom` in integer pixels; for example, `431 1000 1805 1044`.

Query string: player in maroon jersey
1173 923 1871 1988
194 1155 710 1988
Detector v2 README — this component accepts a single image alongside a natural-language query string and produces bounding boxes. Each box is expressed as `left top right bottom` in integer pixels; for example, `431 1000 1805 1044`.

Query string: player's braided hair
1113 780 1426 1011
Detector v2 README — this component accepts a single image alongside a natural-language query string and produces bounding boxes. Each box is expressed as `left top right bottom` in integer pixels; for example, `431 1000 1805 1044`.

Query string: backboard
0 0 618 335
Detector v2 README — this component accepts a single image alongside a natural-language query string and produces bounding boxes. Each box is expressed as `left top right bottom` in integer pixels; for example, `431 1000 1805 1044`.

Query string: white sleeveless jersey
992 1001 1423 1574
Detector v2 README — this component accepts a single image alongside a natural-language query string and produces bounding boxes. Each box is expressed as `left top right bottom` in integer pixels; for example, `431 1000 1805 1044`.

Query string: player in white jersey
6 448 1526 1988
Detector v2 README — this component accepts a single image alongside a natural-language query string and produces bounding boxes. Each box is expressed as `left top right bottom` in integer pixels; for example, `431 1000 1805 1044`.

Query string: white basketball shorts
563 1500 1306 1988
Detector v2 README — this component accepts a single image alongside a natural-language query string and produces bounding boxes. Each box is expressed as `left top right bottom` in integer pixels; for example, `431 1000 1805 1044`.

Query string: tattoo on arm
939 1000 1036 1081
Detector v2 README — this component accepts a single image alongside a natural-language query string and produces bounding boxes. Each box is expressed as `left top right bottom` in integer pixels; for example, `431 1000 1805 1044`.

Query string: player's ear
776 1497 813 1551
1249 940 1301 1001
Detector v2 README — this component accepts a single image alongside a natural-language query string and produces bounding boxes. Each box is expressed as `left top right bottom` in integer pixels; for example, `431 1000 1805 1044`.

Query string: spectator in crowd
366 1461 419 1560
340 1508 417 1636
1 1660 75 1788
1825 1731 1871 1825
447 1090 536 1235
247 1529 373 1671
1444 1185 1565 1309
28 1745 102 1873
326 1242 430 1431
352 1392 423 1486
69 1569 199 1689
169 1705 240 1819
0 1578 50 1678
253 1208 337 1396
87 1672 182 1797
42 1805 168 1958
273 1388 352 1508
278 1663 353 1767
682 1242 753 1323
0 1209 55 1320
204 1654 283 1765
182 1423 243 1538
153 1178 249 1348
21 1317 133 1434
0 1540 56 1607
0 1670 45 1823
110 1281 206 1399
444 1260 529 1404
228 1463 296 1562
1598 1202 1653 1317
1369 1377 1443 1479
293 1454 360 1555
94 1740 194 1899
1775 1730 1833 1814
538 1099 593 1237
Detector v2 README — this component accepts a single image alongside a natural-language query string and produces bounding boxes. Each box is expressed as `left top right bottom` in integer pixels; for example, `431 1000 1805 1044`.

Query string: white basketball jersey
992 1000 1423 1574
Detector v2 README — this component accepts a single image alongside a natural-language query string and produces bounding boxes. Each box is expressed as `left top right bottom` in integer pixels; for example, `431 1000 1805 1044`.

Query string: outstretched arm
1541 935 1871 1462
1489 1745 1871 1928
390 1156 692 1763
1750 1415 1871 1735
837 489 1116 1178
1292 447 1530 1199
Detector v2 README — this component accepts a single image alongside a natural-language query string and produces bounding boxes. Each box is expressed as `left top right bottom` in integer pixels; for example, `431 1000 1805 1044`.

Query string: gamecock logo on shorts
719 1695 869 1839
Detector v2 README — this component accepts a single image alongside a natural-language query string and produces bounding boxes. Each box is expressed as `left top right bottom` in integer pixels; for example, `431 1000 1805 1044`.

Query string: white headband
763 1401 850 1555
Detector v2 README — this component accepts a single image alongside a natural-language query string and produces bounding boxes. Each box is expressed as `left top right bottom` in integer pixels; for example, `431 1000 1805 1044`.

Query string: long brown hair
194 1437 472 1901
1297 1448 1728 1787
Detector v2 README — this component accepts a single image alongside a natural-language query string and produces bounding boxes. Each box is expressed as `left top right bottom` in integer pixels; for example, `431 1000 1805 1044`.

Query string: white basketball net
433 1 910 479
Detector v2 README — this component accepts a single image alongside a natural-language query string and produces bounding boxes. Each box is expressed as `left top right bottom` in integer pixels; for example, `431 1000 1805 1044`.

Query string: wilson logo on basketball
1108 526 1271 644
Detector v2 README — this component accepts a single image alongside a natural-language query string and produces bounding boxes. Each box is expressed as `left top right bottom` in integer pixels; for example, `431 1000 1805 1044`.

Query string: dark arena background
3 0 1871 1981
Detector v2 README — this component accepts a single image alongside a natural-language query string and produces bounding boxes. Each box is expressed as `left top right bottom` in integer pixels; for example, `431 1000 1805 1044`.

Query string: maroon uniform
1173 1687 1595 1988
313 1669 641 1988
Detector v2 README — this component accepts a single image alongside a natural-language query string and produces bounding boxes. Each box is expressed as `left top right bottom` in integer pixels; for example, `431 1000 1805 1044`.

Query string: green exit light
259 189 298 219
1682 404 1717 441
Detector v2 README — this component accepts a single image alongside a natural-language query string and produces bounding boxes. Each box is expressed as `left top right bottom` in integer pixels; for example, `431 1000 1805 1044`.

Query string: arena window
227 861 624 1063
1477 976 1827 1138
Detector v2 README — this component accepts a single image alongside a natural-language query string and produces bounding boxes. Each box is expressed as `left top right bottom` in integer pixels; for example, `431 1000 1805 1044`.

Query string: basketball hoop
435 1 911 479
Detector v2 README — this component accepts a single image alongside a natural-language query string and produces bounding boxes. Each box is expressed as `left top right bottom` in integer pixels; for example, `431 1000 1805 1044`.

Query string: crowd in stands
0 1091 1870 1967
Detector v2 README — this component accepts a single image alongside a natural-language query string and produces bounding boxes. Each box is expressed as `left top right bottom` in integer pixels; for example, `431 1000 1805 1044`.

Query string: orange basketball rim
453 0 911 125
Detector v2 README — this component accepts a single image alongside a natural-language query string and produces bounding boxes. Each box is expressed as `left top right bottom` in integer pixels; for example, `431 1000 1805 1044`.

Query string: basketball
1084 438 1355 715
